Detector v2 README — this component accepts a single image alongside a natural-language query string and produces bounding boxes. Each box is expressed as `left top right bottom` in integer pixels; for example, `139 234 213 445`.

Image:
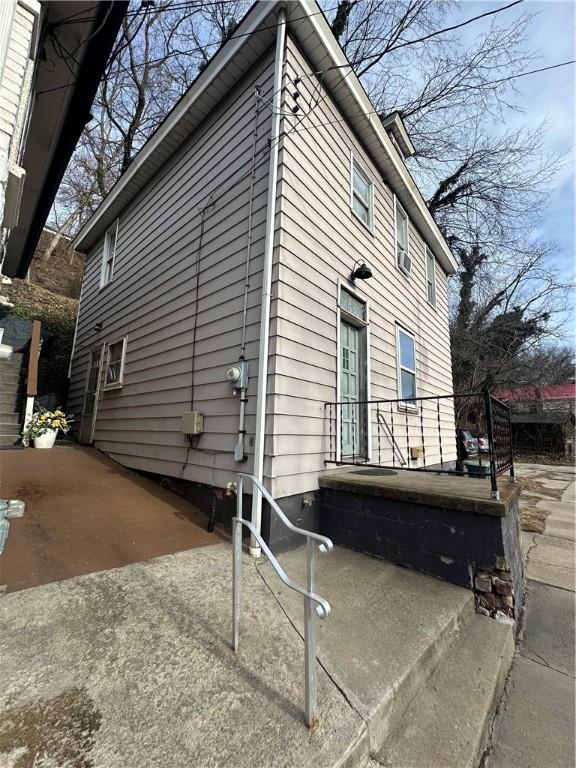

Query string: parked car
478 437 489 453
457 428 479 459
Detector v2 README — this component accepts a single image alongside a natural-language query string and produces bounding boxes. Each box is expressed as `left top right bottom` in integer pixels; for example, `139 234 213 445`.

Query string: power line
106 4 343 72
279 59 576 137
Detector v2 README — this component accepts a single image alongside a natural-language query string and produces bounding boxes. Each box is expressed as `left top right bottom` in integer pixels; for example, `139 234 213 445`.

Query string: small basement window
104 337 127 390
397 326 417 406
395 199 411 276
426 246 436 307
351 157 373 229
100 220 119 288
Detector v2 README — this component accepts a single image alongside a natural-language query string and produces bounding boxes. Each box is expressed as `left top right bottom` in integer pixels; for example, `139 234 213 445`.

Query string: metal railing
324 389 514 500
232 473 333 729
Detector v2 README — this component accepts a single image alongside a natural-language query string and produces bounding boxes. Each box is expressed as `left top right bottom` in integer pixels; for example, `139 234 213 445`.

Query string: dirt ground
0 444 224 592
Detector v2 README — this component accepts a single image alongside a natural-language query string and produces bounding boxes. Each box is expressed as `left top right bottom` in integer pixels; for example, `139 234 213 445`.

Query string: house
497 384 576 456
0 0 126 445
0 0 127 282
69 0 461 550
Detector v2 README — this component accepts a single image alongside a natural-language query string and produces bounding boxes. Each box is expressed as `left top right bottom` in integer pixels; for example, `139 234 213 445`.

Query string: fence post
304 537 318 729
484 388 500 500
24 320 41 427
507 405 516 482
232 476 244 651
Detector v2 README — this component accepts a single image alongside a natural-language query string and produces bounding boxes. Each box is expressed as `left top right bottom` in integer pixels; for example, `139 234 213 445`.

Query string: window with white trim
100 220 118 287
351 157 373 229
426 246 436 306
397 326 417 405
104 337 127 390
395 198 411 276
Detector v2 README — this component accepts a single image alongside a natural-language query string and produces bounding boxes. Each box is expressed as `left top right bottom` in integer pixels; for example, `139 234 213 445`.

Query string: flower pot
33 430 58 449
466 462 491 478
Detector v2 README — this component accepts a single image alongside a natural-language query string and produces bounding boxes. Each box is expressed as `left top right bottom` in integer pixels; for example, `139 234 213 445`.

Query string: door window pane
341 289 366 321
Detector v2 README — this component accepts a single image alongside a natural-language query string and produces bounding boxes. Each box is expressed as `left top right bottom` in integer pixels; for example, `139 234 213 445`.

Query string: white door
78 346 104 444
340 319 366 458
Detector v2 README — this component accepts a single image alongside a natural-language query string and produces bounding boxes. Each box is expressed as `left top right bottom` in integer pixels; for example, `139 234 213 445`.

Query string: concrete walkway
487 463 575 768
0 543 367 768
0 445 222 592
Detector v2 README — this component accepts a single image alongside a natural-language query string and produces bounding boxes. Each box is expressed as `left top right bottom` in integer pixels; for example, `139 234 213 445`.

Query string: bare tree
325 0 572 385
53 0 573 387
52 0 250 232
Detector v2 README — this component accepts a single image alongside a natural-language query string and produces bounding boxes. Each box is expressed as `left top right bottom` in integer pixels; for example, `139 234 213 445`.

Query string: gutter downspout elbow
250 8 287 557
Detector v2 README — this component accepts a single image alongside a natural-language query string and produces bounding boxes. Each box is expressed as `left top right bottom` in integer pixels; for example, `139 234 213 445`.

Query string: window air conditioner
398 246 411 275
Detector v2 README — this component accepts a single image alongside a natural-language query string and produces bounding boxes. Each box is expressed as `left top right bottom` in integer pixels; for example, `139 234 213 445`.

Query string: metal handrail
238 472 333 554
232 473 333 729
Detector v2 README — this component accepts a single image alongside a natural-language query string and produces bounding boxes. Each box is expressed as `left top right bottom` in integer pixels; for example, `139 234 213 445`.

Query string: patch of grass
520 504 548 534
517 477 564 500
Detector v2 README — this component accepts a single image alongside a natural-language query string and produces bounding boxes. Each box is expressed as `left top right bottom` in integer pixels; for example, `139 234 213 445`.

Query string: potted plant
22 408 72 449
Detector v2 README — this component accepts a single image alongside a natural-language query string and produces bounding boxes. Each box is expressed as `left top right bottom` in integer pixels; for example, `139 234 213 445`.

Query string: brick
474 575 492 593
493 578 513 596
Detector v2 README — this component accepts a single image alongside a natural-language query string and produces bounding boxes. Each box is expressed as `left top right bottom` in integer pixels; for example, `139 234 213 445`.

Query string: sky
451 0 575 335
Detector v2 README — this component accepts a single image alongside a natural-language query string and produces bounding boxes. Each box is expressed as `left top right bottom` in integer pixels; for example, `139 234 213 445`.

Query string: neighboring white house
0 0 127 283
0 0 40 274
69 0 459 541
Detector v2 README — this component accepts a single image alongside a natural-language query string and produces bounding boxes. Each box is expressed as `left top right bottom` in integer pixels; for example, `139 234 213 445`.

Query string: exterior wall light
351 260 373 282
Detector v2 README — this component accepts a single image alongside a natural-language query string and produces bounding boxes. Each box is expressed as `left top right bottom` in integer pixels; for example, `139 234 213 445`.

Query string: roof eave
73 0 278 252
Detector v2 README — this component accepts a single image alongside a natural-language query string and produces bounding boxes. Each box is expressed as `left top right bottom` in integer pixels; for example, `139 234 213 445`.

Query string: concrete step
374 615 514 768
1 353 25 370
260 545 475 753
0 372 23 386
0 412 21 425
0 433 20 447
0 543 369 767
0 392 22 409
0 421 22 435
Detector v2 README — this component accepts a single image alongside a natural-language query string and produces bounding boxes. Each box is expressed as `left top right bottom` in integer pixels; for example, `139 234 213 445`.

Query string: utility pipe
250 7 287 557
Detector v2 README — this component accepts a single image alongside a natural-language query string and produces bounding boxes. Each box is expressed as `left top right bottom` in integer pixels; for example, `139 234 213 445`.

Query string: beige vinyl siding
269 35 455 498
69 48 277 490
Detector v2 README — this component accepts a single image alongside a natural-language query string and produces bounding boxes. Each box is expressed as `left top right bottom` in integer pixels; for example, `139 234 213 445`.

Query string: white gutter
250 7 286 557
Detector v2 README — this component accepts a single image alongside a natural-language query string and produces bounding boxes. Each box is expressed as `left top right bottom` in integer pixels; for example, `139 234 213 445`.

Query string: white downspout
250 7 287 557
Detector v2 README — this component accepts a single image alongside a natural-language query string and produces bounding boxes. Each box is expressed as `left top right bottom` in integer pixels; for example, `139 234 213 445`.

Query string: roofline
381 112 416 159
299 0 457 272
73 0 274 251
74 0 457 274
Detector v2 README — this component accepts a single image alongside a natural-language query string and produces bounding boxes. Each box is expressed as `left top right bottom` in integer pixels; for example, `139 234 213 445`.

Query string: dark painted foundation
151 469 524 620
318 476 524 618
154 475 319 551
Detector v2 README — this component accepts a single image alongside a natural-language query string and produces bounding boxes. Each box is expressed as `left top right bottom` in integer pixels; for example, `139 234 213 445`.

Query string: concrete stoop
261 546 514 768
374 615 514 768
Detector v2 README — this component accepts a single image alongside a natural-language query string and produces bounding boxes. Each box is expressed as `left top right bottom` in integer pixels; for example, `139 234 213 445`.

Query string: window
397 326 417 405
351 157 373 229
426 246 436 306
395 198 411 276
340 287 366 322
104 338 127 390
100 220 118 287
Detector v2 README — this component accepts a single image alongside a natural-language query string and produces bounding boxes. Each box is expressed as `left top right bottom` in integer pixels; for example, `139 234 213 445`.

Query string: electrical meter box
224 361 249 390
181 411 204 435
